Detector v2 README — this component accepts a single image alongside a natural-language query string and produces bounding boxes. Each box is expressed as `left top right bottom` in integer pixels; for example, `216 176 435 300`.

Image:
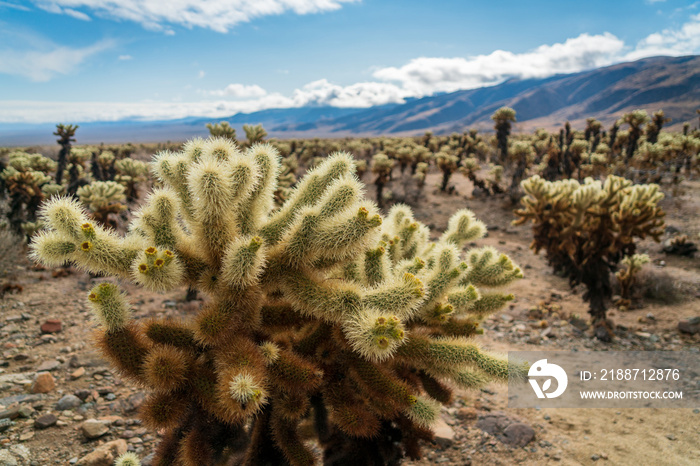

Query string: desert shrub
115 158 149 201
76 181 127 228
435 149 459 193
31 137 525 465
207 121 237 141
371 153 395 208
513 175 665 340
614 254 650 310
1 151 61 235
243 124 267 145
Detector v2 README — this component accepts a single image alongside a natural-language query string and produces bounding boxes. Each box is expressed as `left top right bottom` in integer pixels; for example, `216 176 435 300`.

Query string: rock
18 431 33 441
0 394 42 406
0 406 20 421
71 367 85 380
35 360 60 372
476 412 535 447
502 423 535 447
666 434 676 441
40 319 62 334
0 449 18 466
432 418 455 448
34 414 57 429
678 317 700 335
81 419 109 439
591 454 600 461
456 407 478 421
17 406 33 418
55 395 82 411
30 372 55 394
0 418 12 433
75 390 92 401
75 439 127 466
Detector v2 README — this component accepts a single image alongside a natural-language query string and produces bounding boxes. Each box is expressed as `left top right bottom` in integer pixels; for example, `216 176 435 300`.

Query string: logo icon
528 359 568 399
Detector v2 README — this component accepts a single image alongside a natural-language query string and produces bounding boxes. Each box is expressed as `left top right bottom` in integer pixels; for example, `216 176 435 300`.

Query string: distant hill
2 55 699 146
283 55 700 135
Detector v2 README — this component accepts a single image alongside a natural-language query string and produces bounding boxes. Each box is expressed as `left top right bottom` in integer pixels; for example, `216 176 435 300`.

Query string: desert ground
0 164 698 466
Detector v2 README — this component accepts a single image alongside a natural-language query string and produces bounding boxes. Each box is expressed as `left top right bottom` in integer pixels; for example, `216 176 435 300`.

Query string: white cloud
30 0 359 33
35 2 91 20
0 1 31 11
0 39 114 81
626 13 700 59
198 70 206 79
373 33 627 97
205 83 268 98
118 54 132 60
289 79 407 107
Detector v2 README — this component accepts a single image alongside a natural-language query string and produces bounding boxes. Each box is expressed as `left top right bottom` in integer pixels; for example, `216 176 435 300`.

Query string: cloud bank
30 0 360 32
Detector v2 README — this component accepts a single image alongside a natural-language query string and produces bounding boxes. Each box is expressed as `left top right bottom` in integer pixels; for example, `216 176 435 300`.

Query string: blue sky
1 0 699 123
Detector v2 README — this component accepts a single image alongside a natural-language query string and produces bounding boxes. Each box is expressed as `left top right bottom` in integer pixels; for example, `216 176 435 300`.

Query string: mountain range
2 55 699 146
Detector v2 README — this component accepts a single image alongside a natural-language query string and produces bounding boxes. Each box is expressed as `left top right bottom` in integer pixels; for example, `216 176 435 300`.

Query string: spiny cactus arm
131 246 184 292
270 176 377 268
361 272 425 317
87 282 131 332
348 355 418 408
220 236 266 290
460 247 523 287
260 152 355 244
467 292 516 317
423 366 489 390
269 405 317 466
278 269 362 322
143 318 199 349
186 148 259 264
236 144 280 235
439 209 486 247
30 198 145 277
361 243 390 287
342 308 407 362
396 334 514 382
446 284 480 314
151 150 196 221
115 452 141 466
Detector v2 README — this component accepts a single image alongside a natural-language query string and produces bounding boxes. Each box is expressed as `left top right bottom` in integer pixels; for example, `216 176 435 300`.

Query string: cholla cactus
115 158 148 201
1 151 60 235
645 110 668 144
435 149 459 193
30 137 525 465
514 175 665 340
614 254 650 310
411 146 432 174
206 121 237 141
662 234 697 257
76 181 126 228
492 107 516 164
372 153 395 208
53 123 78 185
620 110 649 162
507 141 534 203
243 124 267 145
64 147 92 194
